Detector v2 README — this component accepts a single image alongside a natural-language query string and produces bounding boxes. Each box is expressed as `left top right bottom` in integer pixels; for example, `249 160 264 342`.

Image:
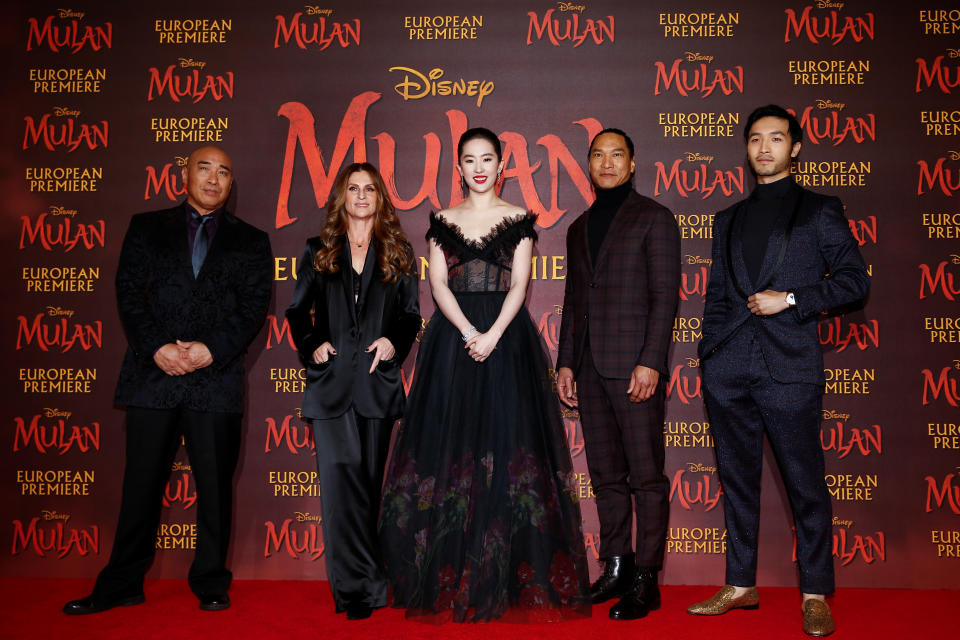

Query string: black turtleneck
741 177 797 286
588 181 632 263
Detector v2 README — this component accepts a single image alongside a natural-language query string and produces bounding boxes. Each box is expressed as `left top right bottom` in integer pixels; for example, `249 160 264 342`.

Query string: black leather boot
609 566 661 620
589 554 635 604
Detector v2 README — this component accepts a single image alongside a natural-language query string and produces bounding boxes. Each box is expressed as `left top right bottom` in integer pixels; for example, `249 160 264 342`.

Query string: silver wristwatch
785 292 796 307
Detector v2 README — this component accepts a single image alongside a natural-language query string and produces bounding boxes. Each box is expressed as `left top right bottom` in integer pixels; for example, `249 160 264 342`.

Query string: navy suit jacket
114 204 273 413
699 180 870 385
285 237 421 420
558 189 681 379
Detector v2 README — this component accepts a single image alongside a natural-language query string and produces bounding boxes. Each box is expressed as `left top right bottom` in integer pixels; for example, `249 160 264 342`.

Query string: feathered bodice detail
426 211 538 293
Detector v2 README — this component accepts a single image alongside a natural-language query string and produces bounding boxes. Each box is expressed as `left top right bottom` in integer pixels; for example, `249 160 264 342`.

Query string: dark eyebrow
196 160 232 171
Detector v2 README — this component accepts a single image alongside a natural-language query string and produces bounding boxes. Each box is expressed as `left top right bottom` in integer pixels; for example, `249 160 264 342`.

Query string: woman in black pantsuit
286 162 420 620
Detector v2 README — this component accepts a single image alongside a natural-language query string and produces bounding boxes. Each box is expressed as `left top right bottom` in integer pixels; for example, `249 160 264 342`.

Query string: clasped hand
465 329 500 363
153 340 213 376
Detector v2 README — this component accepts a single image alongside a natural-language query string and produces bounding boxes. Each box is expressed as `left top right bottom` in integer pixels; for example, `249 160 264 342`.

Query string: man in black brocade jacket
688 106 869 638
63 146 272 615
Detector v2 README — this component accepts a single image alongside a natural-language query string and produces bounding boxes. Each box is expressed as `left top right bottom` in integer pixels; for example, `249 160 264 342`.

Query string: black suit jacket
285 237 421 420
557 190 681 379
699 180 870 385
114 204 273 413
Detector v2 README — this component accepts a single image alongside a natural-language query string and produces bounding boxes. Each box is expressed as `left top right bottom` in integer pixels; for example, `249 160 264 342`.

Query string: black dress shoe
589 554 635 604
609 567 661 620
345 603 373 620
62 593 145 615
198 593 230 611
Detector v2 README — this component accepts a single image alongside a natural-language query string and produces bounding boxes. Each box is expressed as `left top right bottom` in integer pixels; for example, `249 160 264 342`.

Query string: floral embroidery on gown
379 212 591 623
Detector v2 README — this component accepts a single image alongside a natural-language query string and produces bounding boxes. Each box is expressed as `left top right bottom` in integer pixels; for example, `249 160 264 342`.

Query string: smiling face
746 116 801 184
588 132 635 189
343 170 379 220
458 137 503 194
181 146 233 215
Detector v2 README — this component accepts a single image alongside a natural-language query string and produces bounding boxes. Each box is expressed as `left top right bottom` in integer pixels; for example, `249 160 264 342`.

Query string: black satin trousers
311 408 394 612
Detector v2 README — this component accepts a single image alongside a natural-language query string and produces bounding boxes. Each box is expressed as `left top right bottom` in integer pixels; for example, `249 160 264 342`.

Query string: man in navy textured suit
687 106 869 637
63 146 272 615
557 128 681 621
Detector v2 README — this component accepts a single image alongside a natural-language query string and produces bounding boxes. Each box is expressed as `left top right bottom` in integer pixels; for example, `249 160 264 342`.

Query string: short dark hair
457 127 502 162
589 127 634 159
744 105 803 145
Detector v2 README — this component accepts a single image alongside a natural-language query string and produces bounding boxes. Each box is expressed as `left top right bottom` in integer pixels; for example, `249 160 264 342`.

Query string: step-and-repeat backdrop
2 1 958 589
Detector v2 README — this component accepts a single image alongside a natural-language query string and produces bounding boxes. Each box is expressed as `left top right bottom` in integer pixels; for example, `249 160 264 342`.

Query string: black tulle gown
379 212 591 623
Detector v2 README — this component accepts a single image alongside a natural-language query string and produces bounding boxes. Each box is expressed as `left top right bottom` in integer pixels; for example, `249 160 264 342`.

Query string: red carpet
0 578 954 640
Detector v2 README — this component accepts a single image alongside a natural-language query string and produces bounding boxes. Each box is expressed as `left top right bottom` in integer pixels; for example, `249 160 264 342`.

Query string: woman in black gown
379 128 591 623
286 162 420 620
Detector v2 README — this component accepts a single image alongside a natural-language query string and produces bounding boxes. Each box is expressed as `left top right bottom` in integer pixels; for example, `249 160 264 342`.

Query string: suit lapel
196 211 233 280
338 237 358 324
357 240 378 315
725 201 752 299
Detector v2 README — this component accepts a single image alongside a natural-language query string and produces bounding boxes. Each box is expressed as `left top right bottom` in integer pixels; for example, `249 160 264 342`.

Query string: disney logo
685 152 714 163
43 408 72 418
178 58 207 69
294 511 322 523
49 206 78 217
557 2 586 12
53 107 81 117
45 306 75 318
815 99 845 111
685 52 714 63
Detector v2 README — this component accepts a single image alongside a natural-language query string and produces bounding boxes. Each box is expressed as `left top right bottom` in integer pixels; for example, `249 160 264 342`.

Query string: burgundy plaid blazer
557 189 681 379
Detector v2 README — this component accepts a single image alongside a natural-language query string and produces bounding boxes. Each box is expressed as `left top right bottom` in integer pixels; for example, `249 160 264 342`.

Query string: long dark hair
313 162 414 282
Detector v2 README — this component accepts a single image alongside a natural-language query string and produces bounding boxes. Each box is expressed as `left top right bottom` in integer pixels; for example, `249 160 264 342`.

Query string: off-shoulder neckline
430 211 535 250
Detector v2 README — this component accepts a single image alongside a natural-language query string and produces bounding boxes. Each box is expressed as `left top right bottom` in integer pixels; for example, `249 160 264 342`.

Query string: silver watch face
786 293 796 306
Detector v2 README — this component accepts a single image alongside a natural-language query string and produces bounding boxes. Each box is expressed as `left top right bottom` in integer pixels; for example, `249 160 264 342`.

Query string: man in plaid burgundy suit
557 128 681 621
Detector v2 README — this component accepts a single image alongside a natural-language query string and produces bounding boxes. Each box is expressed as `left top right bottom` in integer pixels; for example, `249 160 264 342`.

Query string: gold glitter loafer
801 599 835 637
686 585 760 615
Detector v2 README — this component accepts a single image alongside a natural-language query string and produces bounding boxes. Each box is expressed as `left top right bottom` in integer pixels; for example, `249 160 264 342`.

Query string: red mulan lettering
669 470 722 511
16 315 103 352
847 216 877 246
263 520 324 560
654 60 744 97
919 262 960 300
26 16 112 53
275 92 600 230
925 473 960 514
19 214 106 251
526 9 614 47
666 365 702 404
820 422 882 458
791 107 876 145
915 56 960 94
264 416 316 455
921 367 959 406
655 160 745 198
147 66 234 103
13 416 101 455
274 13 360 49
143 163 187 201
23 115 108 152
11 519 99 557
818 318 879 352
784 7 874 44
